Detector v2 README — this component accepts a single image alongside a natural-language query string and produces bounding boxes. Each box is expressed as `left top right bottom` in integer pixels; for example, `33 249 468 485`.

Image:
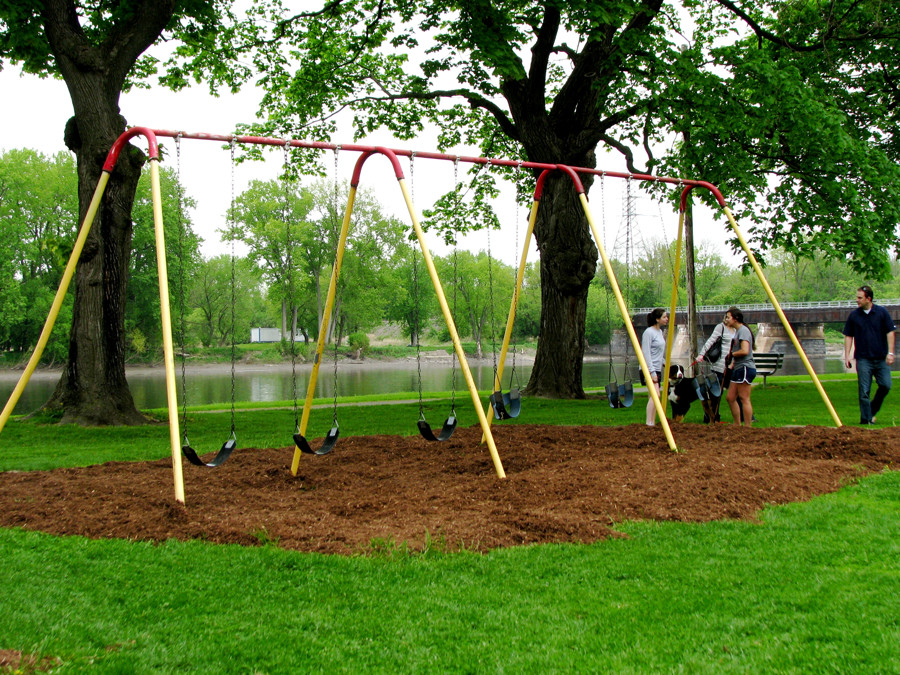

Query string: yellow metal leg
291 186 358 475
398 179 506 478
661 210 686 405
579 193 679 452
482 198 539 436
722 207 842 427
151 160 186 504
0 172 111 436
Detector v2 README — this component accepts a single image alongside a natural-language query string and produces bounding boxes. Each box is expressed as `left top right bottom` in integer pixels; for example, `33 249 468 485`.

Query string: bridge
625 300 900 357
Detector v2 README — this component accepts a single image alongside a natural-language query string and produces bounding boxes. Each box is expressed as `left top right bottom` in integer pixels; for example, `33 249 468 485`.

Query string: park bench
753 352 784 386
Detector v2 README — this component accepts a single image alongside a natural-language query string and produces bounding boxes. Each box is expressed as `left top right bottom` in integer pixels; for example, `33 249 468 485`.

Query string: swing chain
409 152 427 419
229 138 237 437
332 145 341 428
508 161 524 387
449 156 461 413
283 141 302 430
175 133 190 446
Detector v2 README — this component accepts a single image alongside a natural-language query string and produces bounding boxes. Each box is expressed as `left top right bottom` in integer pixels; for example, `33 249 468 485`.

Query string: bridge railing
631 299 900 317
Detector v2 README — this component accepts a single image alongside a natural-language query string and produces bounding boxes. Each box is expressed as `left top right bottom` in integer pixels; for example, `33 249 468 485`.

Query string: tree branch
599 133 643 174
713 0 900 52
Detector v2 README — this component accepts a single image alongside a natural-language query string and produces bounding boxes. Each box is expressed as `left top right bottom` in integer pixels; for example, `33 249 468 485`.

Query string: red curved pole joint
679 181 727 211
373 146 406 181
554 164 587 194
103 127 160 172
532 165 586 201
350 151 376 188
532 168 556 201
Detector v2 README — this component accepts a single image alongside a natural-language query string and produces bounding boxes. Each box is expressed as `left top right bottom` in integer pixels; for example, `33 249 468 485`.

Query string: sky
0 67 740 269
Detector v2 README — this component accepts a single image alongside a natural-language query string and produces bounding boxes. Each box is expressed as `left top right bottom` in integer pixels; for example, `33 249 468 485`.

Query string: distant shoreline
0 343 845 383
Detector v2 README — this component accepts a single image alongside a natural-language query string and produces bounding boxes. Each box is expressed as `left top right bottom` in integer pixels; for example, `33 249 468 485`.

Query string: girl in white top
641 308 669 426
696 318 737 423
698 320 736 375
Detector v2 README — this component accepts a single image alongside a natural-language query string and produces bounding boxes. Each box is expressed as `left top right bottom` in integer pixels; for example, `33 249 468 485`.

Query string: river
0 353 860 416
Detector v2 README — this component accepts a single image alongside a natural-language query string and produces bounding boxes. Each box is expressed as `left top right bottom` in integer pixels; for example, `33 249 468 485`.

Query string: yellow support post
722 207 842 427
151 159 186 504
660 209 686 408
398 178 506 479
290 186 358 475
0 172 111 435
579 193 679 452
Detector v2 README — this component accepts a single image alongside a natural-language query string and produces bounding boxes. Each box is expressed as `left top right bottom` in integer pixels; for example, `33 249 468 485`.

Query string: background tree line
2 0 896 421
3 148 895 366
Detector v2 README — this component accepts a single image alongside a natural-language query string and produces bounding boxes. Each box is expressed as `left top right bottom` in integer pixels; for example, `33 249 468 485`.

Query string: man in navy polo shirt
843 285 896 425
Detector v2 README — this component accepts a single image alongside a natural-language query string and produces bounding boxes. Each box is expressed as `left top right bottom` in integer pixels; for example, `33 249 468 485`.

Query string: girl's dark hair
647 308 666 327
726 307 754 345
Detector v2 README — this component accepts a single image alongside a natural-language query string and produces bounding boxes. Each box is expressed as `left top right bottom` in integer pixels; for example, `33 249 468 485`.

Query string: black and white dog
666 364 705 422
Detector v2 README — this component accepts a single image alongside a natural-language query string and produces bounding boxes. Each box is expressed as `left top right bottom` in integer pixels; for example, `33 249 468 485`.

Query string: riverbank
0 348 539 382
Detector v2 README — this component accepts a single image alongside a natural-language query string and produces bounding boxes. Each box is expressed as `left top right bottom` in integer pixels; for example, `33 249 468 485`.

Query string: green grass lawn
0 374 898 672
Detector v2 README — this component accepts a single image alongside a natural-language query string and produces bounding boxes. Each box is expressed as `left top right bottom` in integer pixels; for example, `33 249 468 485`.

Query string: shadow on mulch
1 424 896 556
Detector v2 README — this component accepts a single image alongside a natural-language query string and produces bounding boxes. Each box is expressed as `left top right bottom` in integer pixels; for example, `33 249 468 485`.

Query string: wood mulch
1 424 896 555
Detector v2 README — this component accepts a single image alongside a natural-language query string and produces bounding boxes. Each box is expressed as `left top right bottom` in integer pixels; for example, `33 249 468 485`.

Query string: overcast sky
0 67 737 269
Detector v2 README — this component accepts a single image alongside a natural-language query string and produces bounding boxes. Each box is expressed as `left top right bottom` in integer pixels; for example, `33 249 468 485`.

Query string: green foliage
127 327 148 357
187 255 265 348
436 249 515 356
656 1 900 279
171 0 900 284
347 331 370 354
0 149 77 360
129 164 202 353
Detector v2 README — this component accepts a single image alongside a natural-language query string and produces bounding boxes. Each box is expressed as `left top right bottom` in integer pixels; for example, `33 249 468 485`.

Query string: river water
0 354 857 416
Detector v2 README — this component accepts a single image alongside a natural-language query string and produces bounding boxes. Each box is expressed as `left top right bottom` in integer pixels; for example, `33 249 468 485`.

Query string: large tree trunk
44 113 147 425
524 173 598 398
38 0 177 425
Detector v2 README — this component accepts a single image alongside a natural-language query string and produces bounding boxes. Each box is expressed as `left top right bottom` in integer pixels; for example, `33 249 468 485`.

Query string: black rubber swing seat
606 382 623 408
705 373 722 398
182 438 237 468
417 415 457 442
607 381 633 408
619 381 634 407
490 388 522 419
293 427 340 455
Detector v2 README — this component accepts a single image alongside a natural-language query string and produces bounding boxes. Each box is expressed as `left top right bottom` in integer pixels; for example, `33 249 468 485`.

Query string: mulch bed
1 424 896 555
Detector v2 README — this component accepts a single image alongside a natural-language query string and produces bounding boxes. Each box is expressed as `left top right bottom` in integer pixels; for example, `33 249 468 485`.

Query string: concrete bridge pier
611 322 826 361
754 322 825 356
666 323 825 359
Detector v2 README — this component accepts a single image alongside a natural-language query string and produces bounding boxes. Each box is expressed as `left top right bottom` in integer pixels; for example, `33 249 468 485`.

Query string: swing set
0 126 844 504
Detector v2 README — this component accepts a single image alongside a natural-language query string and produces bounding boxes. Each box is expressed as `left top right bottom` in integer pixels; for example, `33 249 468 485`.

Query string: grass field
0 374 898 672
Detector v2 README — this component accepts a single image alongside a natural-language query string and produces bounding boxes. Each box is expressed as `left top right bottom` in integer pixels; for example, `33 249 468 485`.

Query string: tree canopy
3 0 898 409
170 0 897 397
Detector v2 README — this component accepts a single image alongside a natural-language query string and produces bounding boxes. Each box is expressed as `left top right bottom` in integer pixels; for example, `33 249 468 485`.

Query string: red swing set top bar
103 127 729 210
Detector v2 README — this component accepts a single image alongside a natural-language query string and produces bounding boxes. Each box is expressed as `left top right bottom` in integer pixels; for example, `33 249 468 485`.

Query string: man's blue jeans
856 357 892 424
